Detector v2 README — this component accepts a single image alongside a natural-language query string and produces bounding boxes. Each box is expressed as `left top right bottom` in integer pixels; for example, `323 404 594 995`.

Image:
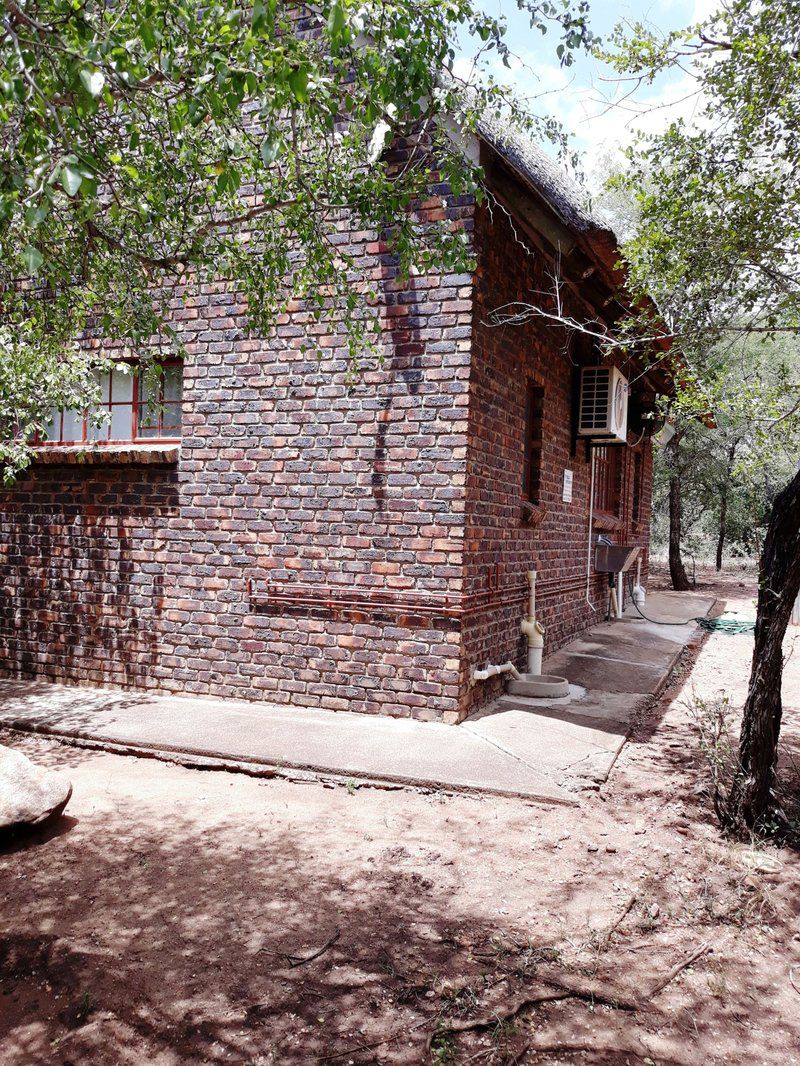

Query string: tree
492 1 800 828
647 336 799 575
664 432 692 590
604 0 800 829
0 0 593 479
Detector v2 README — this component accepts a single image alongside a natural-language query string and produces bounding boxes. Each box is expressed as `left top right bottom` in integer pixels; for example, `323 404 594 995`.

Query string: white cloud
452 0 721 190
464 24 710 187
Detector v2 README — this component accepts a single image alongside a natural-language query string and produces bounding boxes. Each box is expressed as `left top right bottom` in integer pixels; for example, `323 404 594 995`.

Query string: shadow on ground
1 748 798 1066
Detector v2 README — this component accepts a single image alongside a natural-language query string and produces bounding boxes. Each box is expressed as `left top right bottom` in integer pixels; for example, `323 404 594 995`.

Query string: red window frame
593 445 622 516
41 360 183 446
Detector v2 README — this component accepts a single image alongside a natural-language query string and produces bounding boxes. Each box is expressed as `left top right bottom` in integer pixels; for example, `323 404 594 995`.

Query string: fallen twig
645 942 711 999
429 940 711 1052
537 975 640 1013
597 894 638 950
506 1044 530 1066
428 991 572 1046
790 967 800 997
325 1016 430 1060
287 929 341 968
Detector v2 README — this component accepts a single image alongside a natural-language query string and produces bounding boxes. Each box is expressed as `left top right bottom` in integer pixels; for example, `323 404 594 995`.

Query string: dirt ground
1 567 799 1065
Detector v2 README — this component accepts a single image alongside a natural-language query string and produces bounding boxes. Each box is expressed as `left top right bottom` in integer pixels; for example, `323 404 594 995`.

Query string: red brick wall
0 184 655 722
0 209 475 720
460 202 654 716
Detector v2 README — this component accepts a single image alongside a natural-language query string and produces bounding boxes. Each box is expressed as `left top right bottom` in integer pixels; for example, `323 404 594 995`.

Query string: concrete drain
506 673 570 699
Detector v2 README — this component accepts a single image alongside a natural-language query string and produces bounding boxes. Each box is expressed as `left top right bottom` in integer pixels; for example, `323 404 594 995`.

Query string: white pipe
616 572 624 619
585 449 597 612
527 633 544 675
632 556 646 611
521 569 545 674
471 661 522 686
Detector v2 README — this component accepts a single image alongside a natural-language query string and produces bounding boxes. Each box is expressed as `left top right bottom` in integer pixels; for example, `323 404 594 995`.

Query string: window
593 445 622 516
523 384 545 504
43 361 183 445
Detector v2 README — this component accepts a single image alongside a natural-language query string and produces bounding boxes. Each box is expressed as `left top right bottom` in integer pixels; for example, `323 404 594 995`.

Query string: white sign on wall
562 469 573 503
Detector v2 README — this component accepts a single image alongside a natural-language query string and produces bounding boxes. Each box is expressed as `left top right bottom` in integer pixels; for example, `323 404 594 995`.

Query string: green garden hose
625 573 756 634
694 616 756 635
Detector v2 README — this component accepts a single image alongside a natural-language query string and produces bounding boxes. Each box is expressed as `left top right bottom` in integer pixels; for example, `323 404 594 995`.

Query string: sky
455 0 720 185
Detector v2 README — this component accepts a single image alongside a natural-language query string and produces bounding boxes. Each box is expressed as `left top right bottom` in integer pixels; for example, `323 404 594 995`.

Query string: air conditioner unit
578 366 629 443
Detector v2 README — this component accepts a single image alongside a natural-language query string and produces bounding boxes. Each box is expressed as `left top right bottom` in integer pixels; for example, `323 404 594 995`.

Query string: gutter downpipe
585 448 597 613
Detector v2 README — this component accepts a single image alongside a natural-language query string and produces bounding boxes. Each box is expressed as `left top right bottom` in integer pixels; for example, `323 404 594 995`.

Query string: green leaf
260 138 279 165
61 165 83 197
251 1 267 31
327 2 346 37
288 66 308 103
139 21 156 51
22 245 43 273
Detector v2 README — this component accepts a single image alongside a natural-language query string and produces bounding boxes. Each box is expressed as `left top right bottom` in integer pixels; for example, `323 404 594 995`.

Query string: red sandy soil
1 567 799 1065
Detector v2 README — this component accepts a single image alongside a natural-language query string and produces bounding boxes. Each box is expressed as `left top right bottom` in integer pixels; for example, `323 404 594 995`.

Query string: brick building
0 123 668 723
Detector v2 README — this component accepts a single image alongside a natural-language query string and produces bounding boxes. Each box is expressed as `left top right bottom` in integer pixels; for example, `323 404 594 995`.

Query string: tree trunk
733 466 800 828
666 436 691 591
715 492 728 571
716 441 737 572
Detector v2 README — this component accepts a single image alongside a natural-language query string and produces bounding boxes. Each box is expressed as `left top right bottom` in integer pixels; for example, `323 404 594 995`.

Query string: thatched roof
476 114 614 239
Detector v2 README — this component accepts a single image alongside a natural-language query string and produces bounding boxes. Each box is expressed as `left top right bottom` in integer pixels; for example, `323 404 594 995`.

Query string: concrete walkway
0 591 715 804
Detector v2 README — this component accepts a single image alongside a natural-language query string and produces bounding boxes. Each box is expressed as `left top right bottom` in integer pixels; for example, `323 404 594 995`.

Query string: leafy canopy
0 0 592 477
605 0 800 347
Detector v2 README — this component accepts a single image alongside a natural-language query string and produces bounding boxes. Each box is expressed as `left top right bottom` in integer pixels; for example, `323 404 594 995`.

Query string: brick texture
460 201 653 715
0 169 656 723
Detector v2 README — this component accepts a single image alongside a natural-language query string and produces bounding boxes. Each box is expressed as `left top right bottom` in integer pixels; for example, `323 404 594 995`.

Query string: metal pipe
248 575 597 621
586 449 597 613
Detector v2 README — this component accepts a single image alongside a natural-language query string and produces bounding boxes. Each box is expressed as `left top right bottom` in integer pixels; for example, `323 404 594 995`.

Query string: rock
0 745 72 831
605 844 617 854
587 843 599 852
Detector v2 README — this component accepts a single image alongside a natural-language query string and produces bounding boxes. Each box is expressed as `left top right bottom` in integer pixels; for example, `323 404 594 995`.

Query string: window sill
33 443 180 465
520 500 548 528
592 512 624 533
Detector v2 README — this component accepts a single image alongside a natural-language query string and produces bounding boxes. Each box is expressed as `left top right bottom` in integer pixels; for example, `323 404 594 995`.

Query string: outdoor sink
594 544 641 574
506 673 570 699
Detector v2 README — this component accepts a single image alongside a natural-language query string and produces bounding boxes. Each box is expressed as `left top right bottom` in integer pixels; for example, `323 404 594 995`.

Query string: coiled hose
625 573 756 634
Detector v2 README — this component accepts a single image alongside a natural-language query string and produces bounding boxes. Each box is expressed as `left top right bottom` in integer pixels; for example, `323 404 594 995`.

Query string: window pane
62 409 84 442
97 372 111 403
42 410 59 441
136 363 182 439
138 368 157 406
163 364 182 403
161 402 182 433
137 400 158 432
88 418 110 442
110 404 133 440
110 367 133 405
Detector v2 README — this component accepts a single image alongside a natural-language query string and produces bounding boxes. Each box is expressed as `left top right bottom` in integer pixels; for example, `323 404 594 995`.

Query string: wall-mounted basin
594 544 641 574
